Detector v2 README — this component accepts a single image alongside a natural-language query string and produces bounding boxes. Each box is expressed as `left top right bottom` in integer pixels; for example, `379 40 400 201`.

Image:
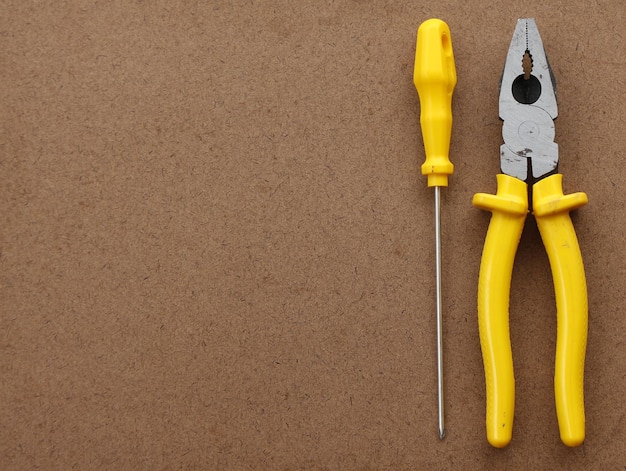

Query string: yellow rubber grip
533 174 588 447
473 174 528 448
413 19 456 187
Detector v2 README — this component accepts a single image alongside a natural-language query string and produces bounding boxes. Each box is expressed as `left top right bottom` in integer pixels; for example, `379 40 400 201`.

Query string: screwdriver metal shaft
435 186 445 439
413 18 456 440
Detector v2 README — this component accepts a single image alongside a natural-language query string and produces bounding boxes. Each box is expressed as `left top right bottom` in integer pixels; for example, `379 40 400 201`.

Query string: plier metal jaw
473 19 589 448
499 18 558 184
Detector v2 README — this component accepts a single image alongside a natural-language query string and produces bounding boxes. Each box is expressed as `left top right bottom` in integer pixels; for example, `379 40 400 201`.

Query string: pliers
473 19 588 448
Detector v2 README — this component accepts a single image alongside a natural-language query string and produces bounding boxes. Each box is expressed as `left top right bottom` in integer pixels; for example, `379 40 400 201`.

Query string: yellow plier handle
473 174 588 448
473 174 527 448
534 174 588 447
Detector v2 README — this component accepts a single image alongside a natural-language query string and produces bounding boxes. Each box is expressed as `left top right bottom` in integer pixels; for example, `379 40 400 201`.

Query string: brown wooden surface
2 1 625 469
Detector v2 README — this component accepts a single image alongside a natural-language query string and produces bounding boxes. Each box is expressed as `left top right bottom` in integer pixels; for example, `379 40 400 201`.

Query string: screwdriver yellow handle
472 174 528 448
533 174 588 447
414 19 456 187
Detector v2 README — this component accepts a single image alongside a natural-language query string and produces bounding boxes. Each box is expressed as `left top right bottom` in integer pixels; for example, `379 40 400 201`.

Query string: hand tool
473 18 588 448
413 18 457 440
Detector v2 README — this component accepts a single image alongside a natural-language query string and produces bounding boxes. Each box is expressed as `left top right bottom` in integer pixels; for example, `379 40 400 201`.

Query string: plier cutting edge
473 19 588 448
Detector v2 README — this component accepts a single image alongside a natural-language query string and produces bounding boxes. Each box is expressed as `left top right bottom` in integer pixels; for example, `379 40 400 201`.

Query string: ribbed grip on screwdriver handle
533 174 588 447
473 174 528 448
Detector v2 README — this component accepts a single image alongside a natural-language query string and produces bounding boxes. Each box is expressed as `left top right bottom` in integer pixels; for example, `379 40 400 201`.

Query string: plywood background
2 1 624 469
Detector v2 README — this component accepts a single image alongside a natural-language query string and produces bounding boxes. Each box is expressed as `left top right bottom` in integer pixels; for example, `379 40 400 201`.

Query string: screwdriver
413 18 456 440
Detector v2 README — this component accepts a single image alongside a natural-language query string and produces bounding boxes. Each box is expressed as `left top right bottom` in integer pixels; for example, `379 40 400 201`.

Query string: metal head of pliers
499 18 559 184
